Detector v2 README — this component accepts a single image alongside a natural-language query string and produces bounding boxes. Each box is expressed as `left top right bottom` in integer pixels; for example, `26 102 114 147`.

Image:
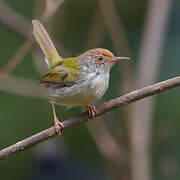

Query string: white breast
46 71 109 107
89 72 109 100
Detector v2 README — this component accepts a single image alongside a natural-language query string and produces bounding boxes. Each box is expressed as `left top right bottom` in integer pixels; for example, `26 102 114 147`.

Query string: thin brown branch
129 1 172 180
0 0 65 81
0 1 31 39
0 75 45 98
0 0 64 39
87 119 129 180
0 76 180 160
85 9 105 50
98 0 131 56
0 40 34 80
85 9 128 180
98 0 133 93
41 0 65 22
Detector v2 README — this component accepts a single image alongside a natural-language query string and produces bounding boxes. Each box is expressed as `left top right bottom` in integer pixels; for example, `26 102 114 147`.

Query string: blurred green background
0 0 180 180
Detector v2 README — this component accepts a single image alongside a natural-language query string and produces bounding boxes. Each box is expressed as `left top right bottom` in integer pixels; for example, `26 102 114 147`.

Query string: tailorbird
32 20 130 134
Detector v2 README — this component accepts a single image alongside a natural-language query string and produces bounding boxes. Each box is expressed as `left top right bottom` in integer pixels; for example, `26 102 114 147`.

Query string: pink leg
83 104 97 118
51 103 64 134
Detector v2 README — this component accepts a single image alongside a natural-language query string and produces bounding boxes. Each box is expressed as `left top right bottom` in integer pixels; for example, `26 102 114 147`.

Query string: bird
32 20 130 134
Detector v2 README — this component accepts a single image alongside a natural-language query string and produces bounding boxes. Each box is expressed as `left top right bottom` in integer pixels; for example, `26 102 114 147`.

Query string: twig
97 0 131 56
87 119 129 180
85 9 128 180
0 76 180 160
85 9 104 50
40 0 65 22
0 40 34 80
0 1 31 39
0 75 45 98
98 0 133 92
0 0 65 81
129 1 172 180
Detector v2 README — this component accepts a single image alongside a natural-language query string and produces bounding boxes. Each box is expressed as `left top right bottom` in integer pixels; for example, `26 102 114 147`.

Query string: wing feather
40 65 79 88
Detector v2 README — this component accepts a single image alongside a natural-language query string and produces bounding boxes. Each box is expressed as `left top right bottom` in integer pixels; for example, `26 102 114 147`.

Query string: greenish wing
39 65 80 87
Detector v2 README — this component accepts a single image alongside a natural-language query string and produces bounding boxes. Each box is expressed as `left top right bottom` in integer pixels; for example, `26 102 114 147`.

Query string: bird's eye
97 56 104 61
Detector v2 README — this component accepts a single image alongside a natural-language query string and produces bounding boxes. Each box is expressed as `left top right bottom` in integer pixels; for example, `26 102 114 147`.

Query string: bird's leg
83 104 97 118
51 103 64 134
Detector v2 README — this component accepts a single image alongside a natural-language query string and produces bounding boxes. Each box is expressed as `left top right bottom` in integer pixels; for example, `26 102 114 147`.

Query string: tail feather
32 20 61 68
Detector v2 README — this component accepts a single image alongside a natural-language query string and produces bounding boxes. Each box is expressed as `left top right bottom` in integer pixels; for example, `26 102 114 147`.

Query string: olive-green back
40 57 81 87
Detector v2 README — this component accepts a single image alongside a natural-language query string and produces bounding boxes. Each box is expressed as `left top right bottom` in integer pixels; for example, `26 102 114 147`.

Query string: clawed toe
83 104 97 118
54 118 64 134
51 103 64 134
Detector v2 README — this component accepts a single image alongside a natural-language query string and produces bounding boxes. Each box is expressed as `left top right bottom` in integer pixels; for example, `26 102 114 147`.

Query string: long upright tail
32 20 61 68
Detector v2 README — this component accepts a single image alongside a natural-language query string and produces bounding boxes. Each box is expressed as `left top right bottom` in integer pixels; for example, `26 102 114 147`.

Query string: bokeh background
0 0 180 180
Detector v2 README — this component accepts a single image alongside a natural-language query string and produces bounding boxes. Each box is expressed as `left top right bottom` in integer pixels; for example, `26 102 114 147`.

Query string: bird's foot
51 103 64 134
83 104 97 118
54 117 64 134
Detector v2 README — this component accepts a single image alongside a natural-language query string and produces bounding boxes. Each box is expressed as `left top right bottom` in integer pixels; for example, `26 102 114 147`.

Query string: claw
51 103 64 134
54 116 64 134
83 104 97 118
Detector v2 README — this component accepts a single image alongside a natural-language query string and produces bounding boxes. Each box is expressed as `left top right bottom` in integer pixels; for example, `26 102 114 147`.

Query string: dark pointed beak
111 56 130 63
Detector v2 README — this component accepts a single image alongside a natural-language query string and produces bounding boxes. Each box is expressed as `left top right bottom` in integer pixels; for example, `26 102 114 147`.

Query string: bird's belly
46 73 109 107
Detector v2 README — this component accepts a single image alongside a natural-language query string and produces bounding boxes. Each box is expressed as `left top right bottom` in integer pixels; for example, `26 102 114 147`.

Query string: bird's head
79 48 130 73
